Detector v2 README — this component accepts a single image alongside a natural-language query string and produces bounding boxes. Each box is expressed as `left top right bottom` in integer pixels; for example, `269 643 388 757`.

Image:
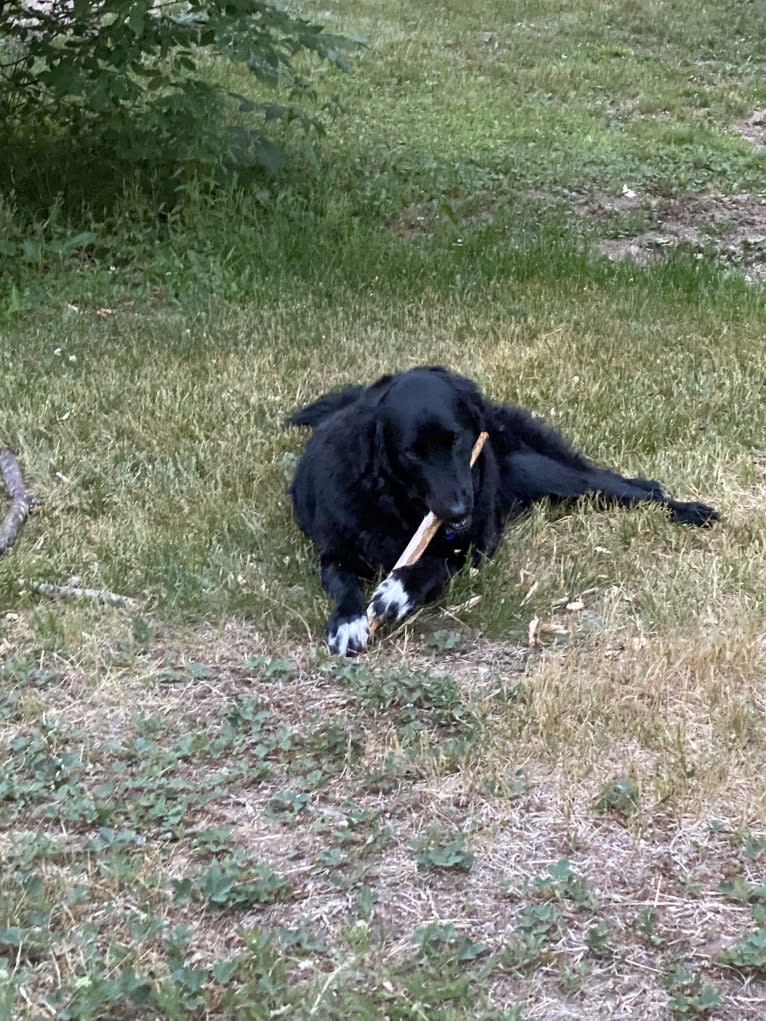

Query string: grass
1 0 766 1017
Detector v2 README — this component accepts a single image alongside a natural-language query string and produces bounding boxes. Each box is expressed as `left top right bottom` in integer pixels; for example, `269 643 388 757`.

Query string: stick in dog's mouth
367 431 489 633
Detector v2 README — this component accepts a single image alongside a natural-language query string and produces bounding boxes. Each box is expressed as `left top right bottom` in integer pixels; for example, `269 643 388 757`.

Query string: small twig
443 594 482 616
0 447 34 556
24 580 137 607
368 431 489 634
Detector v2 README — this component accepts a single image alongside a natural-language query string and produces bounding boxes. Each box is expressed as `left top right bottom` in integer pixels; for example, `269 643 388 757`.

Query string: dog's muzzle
444 513 472 539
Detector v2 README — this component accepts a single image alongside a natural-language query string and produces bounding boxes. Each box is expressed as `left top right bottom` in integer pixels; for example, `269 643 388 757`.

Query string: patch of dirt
733 109 766 153
585 189 766 282
389 198 497 241
389 201 439 240
391 110 766 282
5 610 766 1018
567 110 766 281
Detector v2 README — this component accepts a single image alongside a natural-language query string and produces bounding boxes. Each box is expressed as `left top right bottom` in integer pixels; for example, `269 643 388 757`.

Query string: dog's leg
320 557 370 656
368 555 455 624
502 451 718 525
565 464 718 524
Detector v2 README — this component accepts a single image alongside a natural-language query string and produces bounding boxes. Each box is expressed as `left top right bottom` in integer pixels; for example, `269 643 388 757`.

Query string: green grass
1 1 766 1017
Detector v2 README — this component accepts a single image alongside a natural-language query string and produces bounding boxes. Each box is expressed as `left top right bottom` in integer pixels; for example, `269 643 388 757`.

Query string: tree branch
24 580 137 607
0 447 34 555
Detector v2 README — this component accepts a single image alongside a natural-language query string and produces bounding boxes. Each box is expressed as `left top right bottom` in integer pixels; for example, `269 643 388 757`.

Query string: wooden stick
368 431 489 631
24 580 137 607
0 448 34 556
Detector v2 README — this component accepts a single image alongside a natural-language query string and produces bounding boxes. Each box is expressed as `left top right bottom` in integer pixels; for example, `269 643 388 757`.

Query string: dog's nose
445 498 471 521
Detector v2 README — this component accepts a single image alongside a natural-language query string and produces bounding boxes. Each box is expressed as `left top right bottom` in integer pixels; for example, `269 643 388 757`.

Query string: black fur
287 366 718 655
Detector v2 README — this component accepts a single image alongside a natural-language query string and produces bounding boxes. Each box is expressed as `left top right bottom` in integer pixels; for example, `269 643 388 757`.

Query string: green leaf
253 136 286 174
416 837 474 873
0 927 25 949
547 858 574 881
49 231 98 255
697 986 723 1009
127 4 147 39
212 958 240 983
21 239 42 264
719 875 759 902
723 927 766 970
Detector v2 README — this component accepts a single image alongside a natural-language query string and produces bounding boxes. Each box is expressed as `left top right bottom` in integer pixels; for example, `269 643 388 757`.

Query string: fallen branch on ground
0 447 34 556
24 580 138 607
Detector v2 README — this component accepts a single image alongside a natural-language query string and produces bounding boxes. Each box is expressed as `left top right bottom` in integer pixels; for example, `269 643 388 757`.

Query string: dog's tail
286 385 366 428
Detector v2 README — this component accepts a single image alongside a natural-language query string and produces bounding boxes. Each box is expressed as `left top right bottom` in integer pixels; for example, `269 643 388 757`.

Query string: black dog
287 366 717 655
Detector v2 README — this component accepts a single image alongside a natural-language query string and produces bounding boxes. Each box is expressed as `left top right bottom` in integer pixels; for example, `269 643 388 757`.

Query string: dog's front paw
368 571 414 623
327 613 370 656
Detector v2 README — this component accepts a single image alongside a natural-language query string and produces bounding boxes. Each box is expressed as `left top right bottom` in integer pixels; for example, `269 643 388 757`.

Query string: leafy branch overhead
0 1 357 178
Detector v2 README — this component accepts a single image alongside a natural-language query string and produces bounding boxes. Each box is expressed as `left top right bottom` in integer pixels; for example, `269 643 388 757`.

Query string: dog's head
370 367 485 533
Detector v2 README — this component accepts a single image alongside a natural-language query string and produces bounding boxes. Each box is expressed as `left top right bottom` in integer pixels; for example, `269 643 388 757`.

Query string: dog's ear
423 366 486 430
451 372 487 431
372 417 393 477
358 415 392 495
343 375 393 492
366 373 394 401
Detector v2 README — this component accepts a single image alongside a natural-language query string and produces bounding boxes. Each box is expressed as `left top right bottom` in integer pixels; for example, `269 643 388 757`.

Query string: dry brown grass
4 589 766 1016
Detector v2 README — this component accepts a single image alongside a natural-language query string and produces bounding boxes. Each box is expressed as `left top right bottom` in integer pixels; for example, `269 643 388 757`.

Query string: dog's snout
445 497 471 521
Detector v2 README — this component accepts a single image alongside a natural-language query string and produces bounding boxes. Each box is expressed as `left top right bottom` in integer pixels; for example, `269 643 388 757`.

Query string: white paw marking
369 575 413 623
328 615 369 656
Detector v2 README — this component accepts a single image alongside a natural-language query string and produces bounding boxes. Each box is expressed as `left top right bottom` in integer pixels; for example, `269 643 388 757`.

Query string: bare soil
392 111 766 285
587 190 766 283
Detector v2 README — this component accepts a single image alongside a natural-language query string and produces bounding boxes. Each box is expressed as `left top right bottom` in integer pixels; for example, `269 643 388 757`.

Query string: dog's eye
452 434 462 449
404 448 419 462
